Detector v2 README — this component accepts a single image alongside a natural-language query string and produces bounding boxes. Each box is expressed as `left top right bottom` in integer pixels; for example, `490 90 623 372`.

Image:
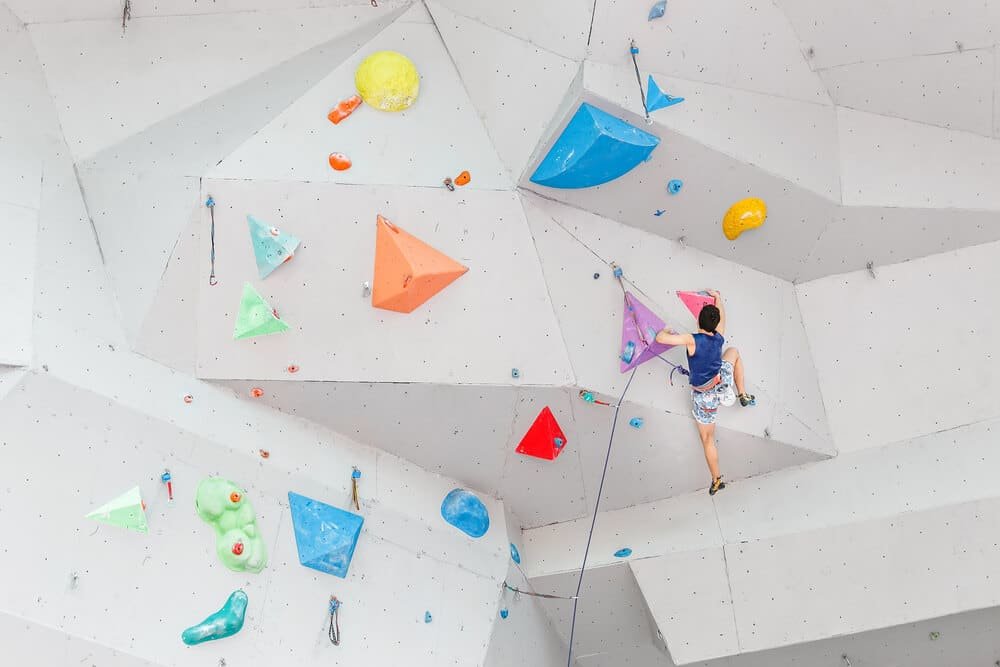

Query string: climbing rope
610 262 690 385
328 596 342 646
628 41 650 121
566 367 637 667
206 195 218 286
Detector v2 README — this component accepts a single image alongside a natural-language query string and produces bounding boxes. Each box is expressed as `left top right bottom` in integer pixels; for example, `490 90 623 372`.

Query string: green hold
195 477 268 573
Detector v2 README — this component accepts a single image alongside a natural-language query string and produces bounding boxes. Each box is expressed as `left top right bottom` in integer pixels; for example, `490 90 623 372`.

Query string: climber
654 290 755 496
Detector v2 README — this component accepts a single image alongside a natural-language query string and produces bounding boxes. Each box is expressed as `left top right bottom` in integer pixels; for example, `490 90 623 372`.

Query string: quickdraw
328 596 342 646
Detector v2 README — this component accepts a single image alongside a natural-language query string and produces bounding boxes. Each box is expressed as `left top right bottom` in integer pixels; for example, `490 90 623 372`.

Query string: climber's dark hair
699 305 721 333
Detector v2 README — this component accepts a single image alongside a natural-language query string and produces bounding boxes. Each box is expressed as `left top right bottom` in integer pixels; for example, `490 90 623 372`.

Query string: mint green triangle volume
234 283 289 340
86 485 148 533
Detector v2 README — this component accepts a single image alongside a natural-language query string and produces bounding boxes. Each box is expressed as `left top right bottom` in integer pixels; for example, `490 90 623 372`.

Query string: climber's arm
708 290 725 335
655 329 694 352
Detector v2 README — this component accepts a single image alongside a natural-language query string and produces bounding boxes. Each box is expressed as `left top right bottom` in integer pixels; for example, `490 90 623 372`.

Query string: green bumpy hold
195 477 268 573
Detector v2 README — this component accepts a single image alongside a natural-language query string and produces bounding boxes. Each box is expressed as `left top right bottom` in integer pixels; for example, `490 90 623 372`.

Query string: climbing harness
628 41 650 122
206 196 218 286
610 263 690 385
328 596 342 646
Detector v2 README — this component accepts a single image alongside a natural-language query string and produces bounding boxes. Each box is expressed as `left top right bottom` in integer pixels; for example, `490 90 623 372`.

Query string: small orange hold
269 226 281 237
328 153 352 171
183 394 194 404
232 541 244 556
327 94 362 125
250 387 264 398
230 491 241 504
454 170 471 186
259 449 271 459
286 364 300 374
141 501 147 511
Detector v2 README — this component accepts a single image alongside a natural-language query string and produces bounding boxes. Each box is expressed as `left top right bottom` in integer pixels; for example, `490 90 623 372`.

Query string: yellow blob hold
354 51 420 112
722 197 767 240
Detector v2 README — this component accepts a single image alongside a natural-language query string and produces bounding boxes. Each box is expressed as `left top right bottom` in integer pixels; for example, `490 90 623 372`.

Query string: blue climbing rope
566 368 637 667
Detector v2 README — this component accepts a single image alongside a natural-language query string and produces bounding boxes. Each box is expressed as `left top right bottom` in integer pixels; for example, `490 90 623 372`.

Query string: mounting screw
806 46 815 58
362 281 371 298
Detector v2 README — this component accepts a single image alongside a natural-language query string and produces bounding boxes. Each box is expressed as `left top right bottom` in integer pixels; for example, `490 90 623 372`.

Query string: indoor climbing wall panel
0 371 508 666
797 239 1000 452
0 203 37 367
195 179 573 385
208 21 510 189
588 0 831 104
68 8 402 344
427 1 582 181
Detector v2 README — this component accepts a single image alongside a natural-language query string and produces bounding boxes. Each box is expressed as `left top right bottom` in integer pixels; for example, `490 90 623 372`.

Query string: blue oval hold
629 417 644 429
614 548 633 558
510 543 521 565
667 179 683 195
424 611 432 623
500 608 509 619
441 489 490 538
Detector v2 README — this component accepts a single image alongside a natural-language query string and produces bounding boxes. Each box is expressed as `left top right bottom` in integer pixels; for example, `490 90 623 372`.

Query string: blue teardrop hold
424 612 433 623
554 437 565 448
500 608 509 619
205 196 215 208
667 179 683 195
510 543 521 564
614 548 633 558
629 417 644 429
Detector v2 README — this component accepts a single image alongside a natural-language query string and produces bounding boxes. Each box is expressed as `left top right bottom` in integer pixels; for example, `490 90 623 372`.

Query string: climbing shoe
709 476 726 496
738 393 756 407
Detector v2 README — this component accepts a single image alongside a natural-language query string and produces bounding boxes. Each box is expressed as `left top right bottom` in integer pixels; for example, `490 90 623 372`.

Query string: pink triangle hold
676 291 716 322
620 292 674 373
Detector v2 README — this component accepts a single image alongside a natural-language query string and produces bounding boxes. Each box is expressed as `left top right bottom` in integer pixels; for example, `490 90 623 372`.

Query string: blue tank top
687 332 724 387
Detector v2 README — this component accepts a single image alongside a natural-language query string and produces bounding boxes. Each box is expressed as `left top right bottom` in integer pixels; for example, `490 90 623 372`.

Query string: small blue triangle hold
248 215 300 279
646 75 684 113
288 491 364 579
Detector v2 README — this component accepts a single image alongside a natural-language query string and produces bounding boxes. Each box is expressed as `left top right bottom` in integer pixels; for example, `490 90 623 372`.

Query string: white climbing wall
2 0 1000 665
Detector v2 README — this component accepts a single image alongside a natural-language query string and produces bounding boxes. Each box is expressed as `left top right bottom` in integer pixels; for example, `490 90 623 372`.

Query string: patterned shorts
691 360 736 426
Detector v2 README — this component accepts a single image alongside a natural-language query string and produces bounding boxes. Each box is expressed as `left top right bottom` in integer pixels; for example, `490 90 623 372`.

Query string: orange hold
454 170 471 186
328 153 352 171
286 364 300 374
327 95 362 125
230 491 241 504
372 214 468 313
259 449 271 459
250 387 264 398
183 394 194 404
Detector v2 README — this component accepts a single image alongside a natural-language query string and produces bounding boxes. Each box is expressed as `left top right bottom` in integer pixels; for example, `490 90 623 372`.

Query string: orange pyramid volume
515 407 567 461
372 214 468 313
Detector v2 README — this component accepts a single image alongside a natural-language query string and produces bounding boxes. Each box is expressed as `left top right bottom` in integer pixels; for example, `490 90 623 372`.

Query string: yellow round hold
722 197 767 241
354 51 420 112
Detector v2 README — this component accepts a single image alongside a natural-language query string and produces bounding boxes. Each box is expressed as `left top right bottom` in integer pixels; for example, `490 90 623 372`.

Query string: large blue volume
288 491 364 578
440 489 490 538
529 102 660 189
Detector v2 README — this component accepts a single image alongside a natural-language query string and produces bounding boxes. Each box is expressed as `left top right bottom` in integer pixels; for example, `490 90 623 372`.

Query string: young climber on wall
654 290 755 496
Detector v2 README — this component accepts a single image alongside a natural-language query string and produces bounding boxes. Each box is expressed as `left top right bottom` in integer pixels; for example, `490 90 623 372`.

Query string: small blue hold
667 179 683 195
648 0 666 20
205 196 215 208
511 368 520 379
629 417 644 429
160 471 171 483
554 437 565 449
614 548 633 558
581 391 595 403
351 468 361 480
613 266 624 279
500 608 509 619
329 597 341 614
654 209 666 217
424 611 432 623
630 45 640 54
510 543 521 565
621 341 636 363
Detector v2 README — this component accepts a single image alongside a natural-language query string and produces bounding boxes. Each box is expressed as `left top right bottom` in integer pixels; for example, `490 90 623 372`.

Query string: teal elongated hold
181 590 248 646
